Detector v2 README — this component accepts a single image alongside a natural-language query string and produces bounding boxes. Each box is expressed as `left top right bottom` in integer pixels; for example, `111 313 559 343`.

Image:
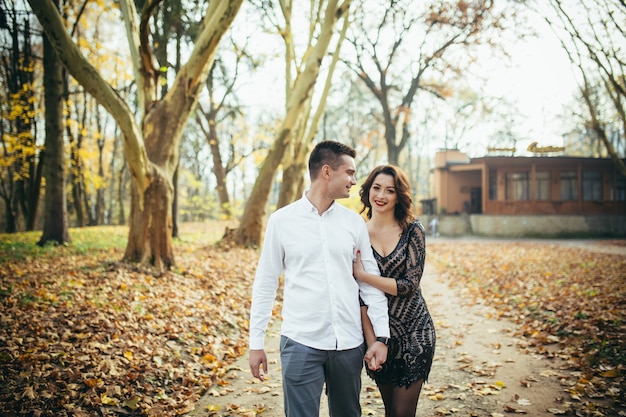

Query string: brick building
426 149 626 237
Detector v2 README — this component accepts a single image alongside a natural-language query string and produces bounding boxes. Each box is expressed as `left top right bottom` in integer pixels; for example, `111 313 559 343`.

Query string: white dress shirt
249 194 390 351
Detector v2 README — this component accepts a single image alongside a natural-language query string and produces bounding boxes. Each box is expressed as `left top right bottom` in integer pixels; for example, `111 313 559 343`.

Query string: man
249 141 390 417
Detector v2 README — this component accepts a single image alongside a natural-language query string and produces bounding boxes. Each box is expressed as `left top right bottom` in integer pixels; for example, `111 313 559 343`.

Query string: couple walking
248 141 436 417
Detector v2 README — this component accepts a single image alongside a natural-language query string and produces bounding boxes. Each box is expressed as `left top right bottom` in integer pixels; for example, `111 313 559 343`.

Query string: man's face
328 155 357 199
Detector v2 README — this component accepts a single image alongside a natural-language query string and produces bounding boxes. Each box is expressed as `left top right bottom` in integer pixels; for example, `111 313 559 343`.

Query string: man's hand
364 342 387 371
249 349 268 381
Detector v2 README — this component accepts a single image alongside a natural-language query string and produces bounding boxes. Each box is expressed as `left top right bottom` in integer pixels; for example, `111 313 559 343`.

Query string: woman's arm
353 250 398 296
361 305 386 371
355 223 427 298
361 305 376 347
395 222 426 297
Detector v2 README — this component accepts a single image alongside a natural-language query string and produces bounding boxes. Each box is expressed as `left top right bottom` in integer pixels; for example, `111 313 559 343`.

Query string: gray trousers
280 336 365 417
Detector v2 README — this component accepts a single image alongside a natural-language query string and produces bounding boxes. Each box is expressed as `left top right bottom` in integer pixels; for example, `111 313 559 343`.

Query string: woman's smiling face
369 173 397 215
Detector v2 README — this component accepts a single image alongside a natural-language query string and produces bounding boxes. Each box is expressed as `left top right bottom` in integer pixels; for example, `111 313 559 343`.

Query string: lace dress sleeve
396 221 426 298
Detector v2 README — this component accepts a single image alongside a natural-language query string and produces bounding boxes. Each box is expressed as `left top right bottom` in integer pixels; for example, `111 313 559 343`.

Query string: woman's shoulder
407 219 426 235
409 219 424 229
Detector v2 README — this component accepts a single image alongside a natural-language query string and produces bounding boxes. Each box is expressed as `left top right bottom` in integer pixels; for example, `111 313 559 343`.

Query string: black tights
378 379 424 417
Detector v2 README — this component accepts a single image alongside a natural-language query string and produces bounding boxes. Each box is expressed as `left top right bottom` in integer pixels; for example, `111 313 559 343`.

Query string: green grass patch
0 226 128 263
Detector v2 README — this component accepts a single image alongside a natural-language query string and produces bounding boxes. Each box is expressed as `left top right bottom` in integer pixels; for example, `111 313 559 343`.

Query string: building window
582 171 602 201
560 171 578 201
535 171 551 201
506 172 529 200
489 170 497 200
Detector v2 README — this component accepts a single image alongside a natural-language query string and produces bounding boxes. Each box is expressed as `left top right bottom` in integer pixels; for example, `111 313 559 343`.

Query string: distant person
248 141 390 417
429 217 439 237
353 165 436 417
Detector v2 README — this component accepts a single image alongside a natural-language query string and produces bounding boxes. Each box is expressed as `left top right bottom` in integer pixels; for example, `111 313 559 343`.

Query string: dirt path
188 254 576 417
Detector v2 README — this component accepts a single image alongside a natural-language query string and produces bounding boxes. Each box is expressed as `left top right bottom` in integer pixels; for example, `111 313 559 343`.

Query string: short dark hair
359 165 416 231
308 141 356 180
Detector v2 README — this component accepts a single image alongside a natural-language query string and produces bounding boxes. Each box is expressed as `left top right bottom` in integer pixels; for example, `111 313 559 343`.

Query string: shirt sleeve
396 222 427 298
248 214 283 350
356 220 390 338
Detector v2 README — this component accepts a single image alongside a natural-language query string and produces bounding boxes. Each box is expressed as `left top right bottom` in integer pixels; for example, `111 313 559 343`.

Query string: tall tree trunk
234 0 351 247
12 17 41 232
277 150 307 209
122 90 186 268
70 169 85 227
124 170 174 270
235 130 290 246
207 118 231 218
28 0 244 269
277 8 350 208
117 164 128 225
25 156 43 231
195 106 232 219
82 176 95 225
95 108 106 225
96 170 105 225
67 95 87 226
172 167 179 238
38 10 70 246
107 127 121 225
2 196 17 234
22 17 41 232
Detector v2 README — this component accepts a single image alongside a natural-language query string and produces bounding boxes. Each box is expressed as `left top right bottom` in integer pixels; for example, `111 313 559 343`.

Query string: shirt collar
302 190 336 214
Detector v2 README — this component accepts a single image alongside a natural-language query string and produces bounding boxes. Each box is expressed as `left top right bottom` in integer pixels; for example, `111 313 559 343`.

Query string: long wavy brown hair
359 165 416 231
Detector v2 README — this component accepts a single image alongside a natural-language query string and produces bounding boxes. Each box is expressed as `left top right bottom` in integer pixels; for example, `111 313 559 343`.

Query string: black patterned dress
366 221 436 388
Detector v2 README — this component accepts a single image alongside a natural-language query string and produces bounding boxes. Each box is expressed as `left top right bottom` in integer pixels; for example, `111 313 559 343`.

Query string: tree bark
12 17 42 232
2 196 17 234
232 135 286 246
67 122 85 227
28 0 243 270
117 164 128 226
208 139 232 218
234 0 351 247
38 12 70 246
172 167 179 238
124 170 174 270
197 109 232 218
277 8 350 208
277 151 307 209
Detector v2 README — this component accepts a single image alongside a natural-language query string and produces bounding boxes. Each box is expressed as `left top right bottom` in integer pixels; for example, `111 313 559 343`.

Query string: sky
235 3 581 159
478 21 579 156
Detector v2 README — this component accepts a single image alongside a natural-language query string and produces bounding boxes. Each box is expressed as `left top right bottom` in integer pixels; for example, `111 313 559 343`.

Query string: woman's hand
353 250 366 281
354 250 398 296
364 341 387 371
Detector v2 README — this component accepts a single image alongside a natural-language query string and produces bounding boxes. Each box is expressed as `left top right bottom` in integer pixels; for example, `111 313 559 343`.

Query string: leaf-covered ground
1 225 624 416
428 240 626 415
0 222 262 417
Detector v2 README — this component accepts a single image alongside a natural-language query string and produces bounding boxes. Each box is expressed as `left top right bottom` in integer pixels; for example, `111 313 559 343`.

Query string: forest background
0 1 625 416
1 0 625 270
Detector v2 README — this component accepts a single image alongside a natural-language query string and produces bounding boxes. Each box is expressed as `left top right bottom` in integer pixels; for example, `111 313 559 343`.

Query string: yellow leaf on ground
599 369 620 378
100 393 118 405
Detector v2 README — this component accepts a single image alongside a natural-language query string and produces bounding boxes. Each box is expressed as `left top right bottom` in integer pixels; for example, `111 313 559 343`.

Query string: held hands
249 349 268 381
364 341 387 371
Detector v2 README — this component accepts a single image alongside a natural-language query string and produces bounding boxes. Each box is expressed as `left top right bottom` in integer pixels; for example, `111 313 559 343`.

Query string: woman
354 165 436 417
